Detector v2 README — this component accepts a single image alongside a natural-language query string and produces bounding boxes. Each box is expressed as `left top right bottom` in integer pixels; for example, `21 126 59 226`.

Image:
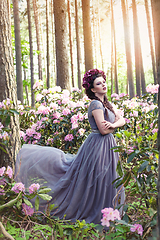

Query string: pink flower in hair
82 69 106 90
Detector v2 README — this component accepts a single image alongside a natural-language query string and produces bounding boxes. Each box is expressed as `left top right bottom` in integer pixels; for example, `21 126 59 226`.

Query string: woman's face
91 76 107 95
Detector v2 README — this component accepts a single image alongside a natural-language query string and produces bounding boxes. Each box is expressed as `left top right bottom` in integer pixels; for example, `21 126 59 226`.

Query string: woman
15 69 125 224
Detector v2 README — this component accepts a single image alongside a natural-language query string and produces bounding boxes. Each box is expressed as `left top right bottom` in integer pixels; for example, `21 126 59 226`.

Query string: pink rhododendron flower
119 93 126 98
50 102 58 110
29 183 40 194
22 203 34 216
126 146 134 154
152 128 158 134
62 108 71 116
37 106 50 115
116 109 124 116
62 89 70 97
1 132 9 140
52 112 61 119
33 80 43 90
150 123 153 128
5 166 13 178
62 98 69 104
72 122 79 129
101 207 121 227
130 224 143 236
77 113 84 121
71 115 78 123
11 182 25 193
146 83 159 94
51 86 61 92
20 130 25 138
78 128 86 136
0 167 6 177
111 93 119 98
36 94 43 102
64 134 74 141
26 128 36 137
76 101 84 107
0 122 4 130
130 110 138 117
125 118 130 123
34 132 41 140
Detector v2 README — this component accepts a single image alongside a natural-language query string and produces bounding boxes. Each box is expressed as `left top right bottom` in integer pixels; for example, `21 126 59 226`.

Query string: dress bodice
88 100 115 130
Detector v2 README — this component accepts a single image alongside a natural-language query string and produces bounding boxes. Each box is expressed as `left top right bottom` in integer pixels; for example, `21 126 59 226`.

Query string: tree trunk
12 0 23 104
33 0 43 81
46 0 50 88
121 0 135 98
145 0 157 84
27 0 35 107
0 0 21 170
75 0 82 89
132 0 141 96
132 0 146 96
51 0 56 85
97 0 104 70
53 0 70 90
151 1 160 238
111 0 118 94
82 0 93 72
68 0 75 87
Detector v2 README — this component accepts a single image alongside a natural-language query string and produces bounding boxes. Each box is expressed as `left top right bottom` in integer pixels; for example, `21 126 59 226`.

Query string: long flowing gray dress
15 100 125 224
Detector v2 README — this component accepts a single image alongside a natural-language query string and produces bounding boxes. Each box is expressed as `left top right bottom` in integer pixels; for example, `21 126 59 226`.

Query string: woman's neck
95 93 105 102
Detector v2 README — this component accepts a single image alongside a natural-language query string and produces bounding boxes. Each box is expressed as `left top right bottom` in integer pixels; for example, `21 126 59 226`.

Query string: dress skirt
15 132 125 224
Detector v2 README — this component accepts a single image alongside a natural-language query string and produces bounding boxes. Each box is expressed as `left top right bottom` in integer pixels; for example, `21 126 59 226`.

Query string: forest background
0 0 160 239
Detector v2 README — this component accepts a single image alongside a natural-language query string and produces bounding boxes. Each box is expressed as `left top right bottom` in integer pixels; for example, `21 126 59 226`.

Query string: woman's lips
103 87 106 90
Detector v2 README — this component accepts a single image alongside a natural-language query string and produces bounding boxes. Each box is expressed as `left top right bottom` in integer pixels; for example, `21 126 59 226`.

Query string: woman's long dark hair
85 73 115 117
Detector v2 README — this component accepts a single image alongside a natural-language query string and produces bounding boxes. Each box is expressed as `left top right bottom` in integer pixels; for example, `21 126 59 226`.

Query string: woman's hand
102 120 114 129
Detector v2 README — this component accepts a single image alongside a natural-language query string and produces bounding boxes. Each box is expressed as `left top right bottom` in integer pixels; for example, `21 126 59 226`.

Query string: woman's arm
102 111 125 129
92 109 115 135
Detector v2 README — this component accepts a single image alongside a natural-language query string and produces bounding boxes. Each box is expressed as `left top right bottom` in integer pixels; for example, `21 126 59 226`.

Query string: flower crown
82 69 106 90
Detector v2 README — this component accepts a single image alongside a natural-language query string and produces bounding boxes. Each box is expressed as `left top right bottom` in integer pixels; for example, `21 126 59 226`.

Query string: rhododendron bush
0 83 158 239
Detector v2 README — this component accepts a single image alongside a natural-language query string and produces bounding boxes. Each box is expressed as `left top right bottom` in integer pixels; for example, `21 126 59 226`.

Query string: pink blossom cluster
0 131 9 140
130 223 143 236
22 203 34 216
146 84 159 94
126 146 135 154
33 80 43 90
78 128 86 136
152 128 158 134
64 134 74 142
37 105 51 115
111 93 127 100
130 110 138 117
11 182 25 193
0 166 13 178
101 207 121 227
29 183 40 194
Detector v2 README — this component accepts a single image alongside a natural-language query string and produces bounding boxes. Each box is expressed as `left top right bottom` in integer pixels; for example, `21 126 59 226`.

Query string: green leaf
115 132 122 138
23 198 33 208
127 150 139 163
5 115 11 126
116 161 123 177
38 188 51 194
57 223 63 237
123 130 131 138
116 219 133 227
35 196 39 211
9 109 19 115
138 161 149 173
38 194 52 201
